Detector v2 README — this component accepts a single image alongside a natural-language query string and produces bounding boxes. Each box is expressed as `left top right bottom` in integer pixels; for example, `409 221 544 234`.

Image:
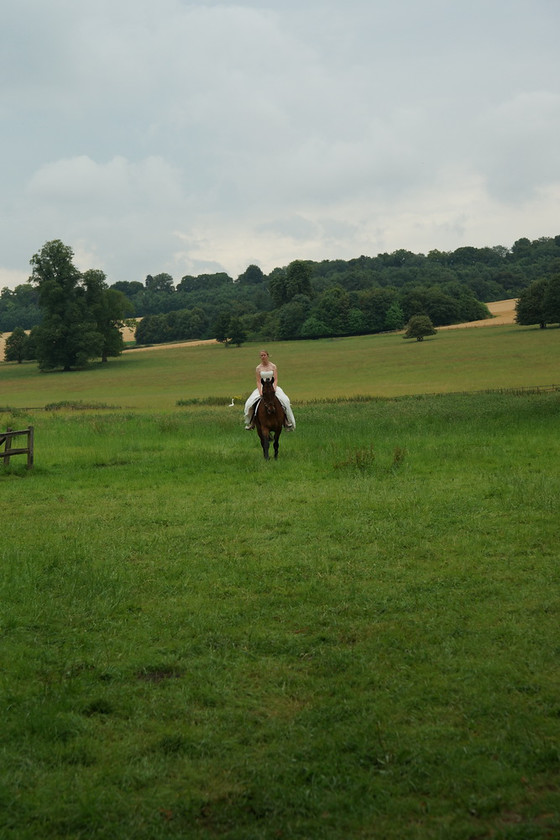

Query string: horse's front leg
260 430 270 460
273 428 281 459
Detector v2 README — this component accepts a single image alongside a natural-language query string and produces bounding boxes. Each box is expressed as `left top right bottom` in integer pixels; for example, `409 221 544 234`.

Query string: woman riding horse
244 350 296 431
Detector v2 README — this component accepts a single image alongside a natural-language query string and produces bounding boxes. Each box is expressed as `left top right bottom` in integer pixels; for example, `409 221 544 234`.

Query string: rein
260 378 281 418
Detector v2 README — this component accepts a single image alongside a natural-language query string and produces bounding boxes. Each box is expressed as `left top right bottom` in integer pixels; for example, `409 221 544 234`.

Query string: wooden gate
0 426 34 468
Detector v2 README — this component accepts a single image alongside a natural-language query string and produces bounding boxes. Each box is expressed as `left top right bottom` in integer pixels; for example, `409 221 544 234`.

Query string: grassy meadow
1 322 559 411
1 323 559 839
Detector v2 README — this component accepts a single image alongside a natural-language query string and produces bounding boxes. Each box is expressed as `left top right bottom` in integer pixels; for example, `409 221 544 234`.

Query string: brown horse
254 377 286 460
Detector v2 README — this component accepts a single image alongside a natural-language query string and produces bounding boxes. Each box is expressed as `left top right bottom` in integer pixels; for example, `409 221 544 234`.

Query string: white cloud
26 155 183 208
475 91 560 200
1 0 559 288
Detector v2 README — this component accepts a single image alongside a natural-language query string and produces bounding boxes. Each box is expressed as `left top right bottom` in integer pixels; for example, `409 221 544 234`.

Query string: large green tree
384 301 405 331
30 240 103 370
82 269 130 362
269 260 313 307
403 314 437 341
213 311 232 345
237 264 265 285
145 273 174 294
286 259 313 300
300 315 331 339
228 316 247 347
515 278 548 328
4 326 31 363
29 240 128 370
0 284 41 331
313 286 350 335
543 273 560 324
275 295 311 340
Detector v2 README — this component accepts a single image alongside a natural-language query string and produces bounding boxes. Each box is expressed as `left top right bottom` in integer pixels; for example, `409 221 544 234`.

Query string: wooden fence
0 426 34 468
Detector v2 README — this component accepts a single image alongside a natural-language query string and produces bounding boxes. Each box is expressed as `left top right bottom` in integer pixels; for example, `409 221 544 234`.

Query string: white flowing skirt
244 386 296 429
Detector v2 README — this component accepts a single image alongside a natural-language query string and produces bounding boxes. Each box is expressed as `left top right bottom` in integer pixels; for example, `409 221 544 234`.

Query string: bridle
261 378 277 416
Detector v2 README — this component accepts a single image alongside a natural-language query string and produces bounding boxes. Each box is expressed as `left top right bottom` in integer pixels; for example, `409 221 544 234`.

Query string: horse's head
260 376 277 412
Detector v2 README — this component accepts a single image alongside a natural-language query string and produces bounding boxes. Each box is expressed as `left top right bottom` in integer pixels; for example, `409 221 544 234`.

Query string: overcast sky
1 0 559 289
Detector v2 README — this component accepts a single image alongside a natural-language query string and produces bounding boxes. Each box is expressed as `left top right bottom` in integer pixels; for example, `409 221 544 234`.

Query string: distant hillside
1 234 558 346
0 299 519 360
107 234 560 344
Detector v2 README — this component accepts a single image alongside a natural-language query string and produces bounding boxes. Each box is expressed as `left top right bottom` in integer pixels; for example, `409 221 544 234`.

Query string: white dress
244 372 296 430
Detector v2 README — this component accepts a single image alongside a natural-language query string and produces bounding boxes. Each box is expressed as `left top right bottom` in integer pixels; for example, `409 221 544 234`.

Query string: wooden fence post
5 426 12 467
27 426 34 468
0 426 34 469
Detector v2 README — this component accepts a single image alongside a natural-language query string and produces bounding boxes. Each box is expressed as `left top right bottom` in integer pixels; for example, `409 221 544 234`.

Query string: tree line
3 241 131 369
515 272 560 328
126 235 560 346
2 235 560 368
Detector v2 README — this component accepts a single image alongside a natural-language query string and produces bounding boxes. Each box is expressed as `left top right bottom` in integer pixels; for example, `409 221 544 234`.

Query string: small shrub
157 734 188 755
157 416 181 433
334 445 376 471
45 400 119 411
391 446 407 469
83 698 113 716
0 407 27 419
334 445 407 473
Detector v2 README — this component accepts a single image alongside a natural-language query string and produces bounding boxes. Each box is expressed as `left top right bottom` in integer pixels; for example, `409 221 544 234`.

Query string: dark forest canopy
2 235 560 345
129 235 560 344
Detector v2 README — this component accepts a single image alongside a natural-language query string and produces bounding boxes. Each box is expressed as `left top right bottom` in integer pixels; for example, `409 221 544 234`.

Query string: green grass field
1 323 559 411
1 325 559 839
